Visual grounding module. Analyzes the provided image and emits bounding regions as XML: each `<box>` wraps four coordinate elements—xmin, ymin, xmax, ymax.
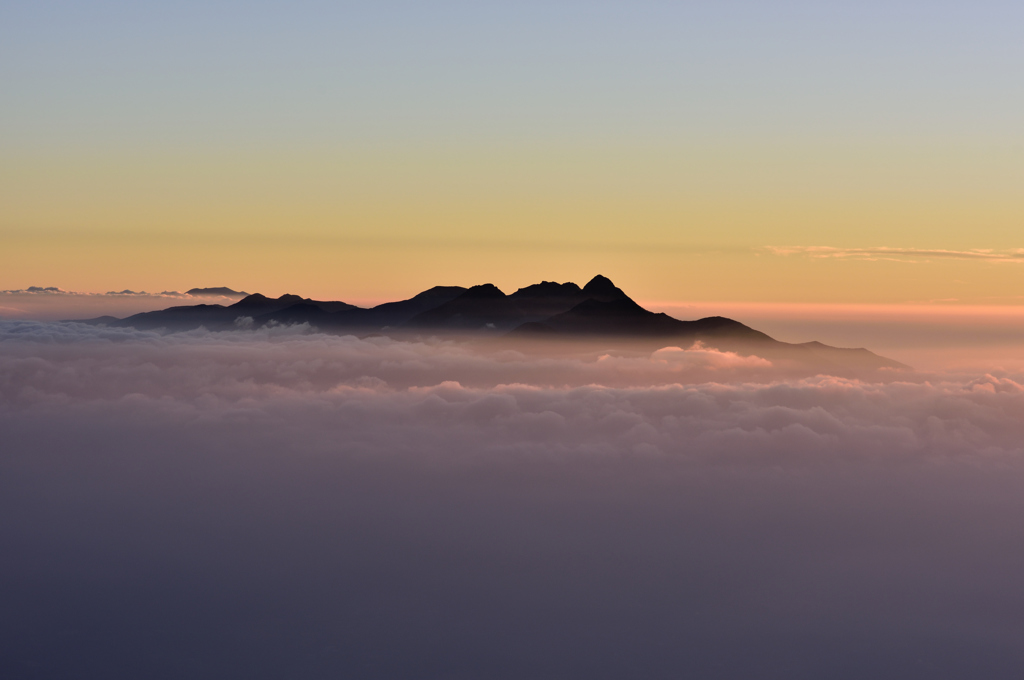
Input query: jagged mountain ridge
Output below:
<box><xmin>76</xmin><ymin>275</ymin><xmax>906</xmax><ymax>370</ymax></box>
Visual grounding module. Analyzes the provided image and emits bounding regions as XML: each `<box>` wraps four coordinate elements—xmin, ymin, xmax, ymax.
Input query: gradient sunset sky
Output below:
<box><xmin>3</xmin><ymin>1</ymin><xmax>1023</xmax><ymax>304</ymax></box>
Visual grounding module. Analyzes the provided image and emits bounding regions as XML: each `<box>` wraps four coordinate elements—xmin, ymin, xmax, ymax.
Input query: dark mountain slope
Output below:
<box><xmin>507</xmin><ymin>281</ymin><xmax>584</xmax><ymax>320</ymax></box>
<box><xmin>252</xmin><ymin>303</ymin><xmax>341</xmax><ymax>329</ymax></box>
<box><xmin>92</xmin><ymin>287</ymin><xmax>471</xmax><ymax>333</ymax></box>
<box><xmin>405</xmin><ymin>284</ymin><xmax>528</xmax><ymax>331</ymax></box>
<box><xmin>253</xmin><ymin>286</ymin><xmax>469</xmax><ymax>331</ymax></box>
<box><xmin>111</xmin><ymin>293</ymin><xmax>359</xmax><ymax>331</ymax></box>
<box><xmin>335</xmin><ymin>285</ymin><xmax>467</xmax><ymax>329</ymax></box>
<box><xmin>513</xmin><ymin>298</ymin><xmax>772</xmax><ymax>339</ymax></box>
<box><xmin>508</xmin><ymin>294</ymin><xmax>901</xmax><ymax>370</ymax></box>
<box><xmin>111</xmin><ymin>303</ymin><xmax>232</xmax><ymax>331</ymax></box>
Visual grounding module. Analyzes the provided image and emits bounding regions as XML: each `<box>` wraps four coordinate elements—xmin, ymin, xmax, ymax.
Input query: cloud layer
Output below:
<box><xmin>3</xmin><ymin>321</ymin><xmax>1023</xmax><ymax>457</ymax></box>
<box><xmin>3</xmin><ymin>322</ymin><xmax>1024</xmax><ymax>678</ymax></box>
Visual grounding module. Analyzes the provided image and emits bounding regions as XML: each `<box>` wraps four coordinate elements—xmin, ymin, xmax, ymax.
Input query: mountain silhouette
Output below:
<box><xmin>404</xmin><ymin>276</ymin><xmax>637</xmax><ymax>331</ymax></box>
<box><xmin>405</xmin><ymin>284</ymin><xmax>525</xmax><ymax>331</ymax></box>
<box><xmin>185</xmin><ymin>287</ymin><xmax>248</xmax><ymax>297</ymax></box>
<box><xmin>580</xmin><ymin>274</ymin><xmax>628</xmax><ymax>300</ymax></box>
<box><xmin>328</xmin><ymin>286</ymin><xmax>467</xmax><ymax>329</ymax></box>
<box><xmin>77</xmin><ymin>275</ymin><xmax>906</xmax><ymax>371</ymax></box>
<box><xmin>514</xmin><ymin>297</ymin><xmax>772</xmax><ymax>340</ymax></box>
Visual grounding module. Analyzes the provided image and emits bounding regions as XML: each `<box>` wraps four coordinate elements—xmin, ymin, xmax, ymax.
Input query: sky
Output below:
<box><xmin>3</xmin><ymin>1</ymin><xmax>1024</xmax><ymax>303</ymax></box>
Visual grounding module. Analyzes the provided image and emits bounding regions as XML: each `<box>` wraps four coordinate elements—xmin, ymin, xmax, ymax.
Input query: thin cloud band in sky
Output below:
<box><xmin>767</xmin><ymin>246</ymin><xmax>1024</xmax><ymax>263</ymax></box>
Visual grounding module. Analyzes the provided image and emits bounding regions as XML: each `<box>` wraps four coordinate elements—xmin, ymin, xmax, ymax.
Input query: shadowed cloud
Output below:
<box><xmin>2</xmin><ymin>321</ymin><xmax>1024</xmax><ymax>679</ymax></box>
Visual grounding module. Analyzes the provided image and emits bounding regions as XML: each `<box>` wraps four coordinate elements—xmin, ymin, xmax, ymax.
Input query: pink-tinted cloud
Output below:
<box><xmin>2</xmin><ymin>321</ymin><xmax>1022</xmax><ymax>458</ymax></box>
<box><xmin>3</xmin><ymin>321</ymin><xmax>1024</xmax><ymax>676</ymax></box>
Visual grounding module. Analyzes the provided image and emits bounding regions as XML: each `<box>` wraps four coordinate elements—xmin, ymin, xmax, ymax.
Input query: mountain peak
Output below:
<box><xmin>412</xmin><ymin>285</ymin><xmax>468</xmax><ymax>300</ymax></box>
<box><xmin>459</xmin><ymin>283</ymin><xmax>506</xmax><ymax>299</ymax></box>
<box><xmin>582</xmin><ymin>275</ymin><xmax>627</xmax><ymax>300</ymax></box>
<box><xmin>511</xmin><ymin>281</ymin><xmax>582</xmax><ymax>298</ymax></box>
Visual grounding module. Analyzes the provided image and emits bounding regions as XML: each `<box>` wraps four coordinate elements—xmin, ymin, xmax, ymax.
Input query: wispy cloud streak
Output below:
<box><xmin>767</xmin><ymin>246</ymin><xmax>1024</xmax><ymax>263</ymax></box>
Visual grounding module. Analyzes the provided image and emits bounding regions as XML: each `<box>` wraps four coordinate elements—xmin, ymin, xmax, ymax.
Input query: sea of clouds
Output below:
<box><xmin>3</xmin><ymin>321</ymin><xmax>1024</xmax><ymax>679</ymax></box>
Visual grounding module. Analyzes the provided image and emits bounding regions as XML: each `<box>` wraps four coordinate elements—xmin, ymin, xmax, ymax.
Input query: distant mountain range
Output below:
<box><xmin>185</xmin><ymin>287</ymin><xmax>248</xmax><ymax>297</ymax></box>
<box><xmin>78</xmin><ymin>275</ymin><xmax>905</xmax><ymax>371</ymax></box>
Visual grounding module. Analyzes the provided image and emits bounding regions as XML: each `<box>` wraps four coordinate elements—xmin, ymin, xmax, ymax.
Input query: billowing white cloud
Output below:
<box><xmin>2</xmin><ymin>321</ymin><xmax>1022</xmax><ymax>458</ymax></box>
<box><xmin>3</xmin><ymin>321</ymin><xmax>1024</xmax><ymax>676</ymax></box>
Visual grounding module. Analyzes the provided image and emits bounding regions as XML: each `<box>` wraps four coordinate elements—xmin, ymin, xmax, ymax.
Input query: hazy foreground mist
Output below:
<box><xmin>2</xmin><ymin>321</ymin><xmax>1024</xmax><ymax>678</ymax></box>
